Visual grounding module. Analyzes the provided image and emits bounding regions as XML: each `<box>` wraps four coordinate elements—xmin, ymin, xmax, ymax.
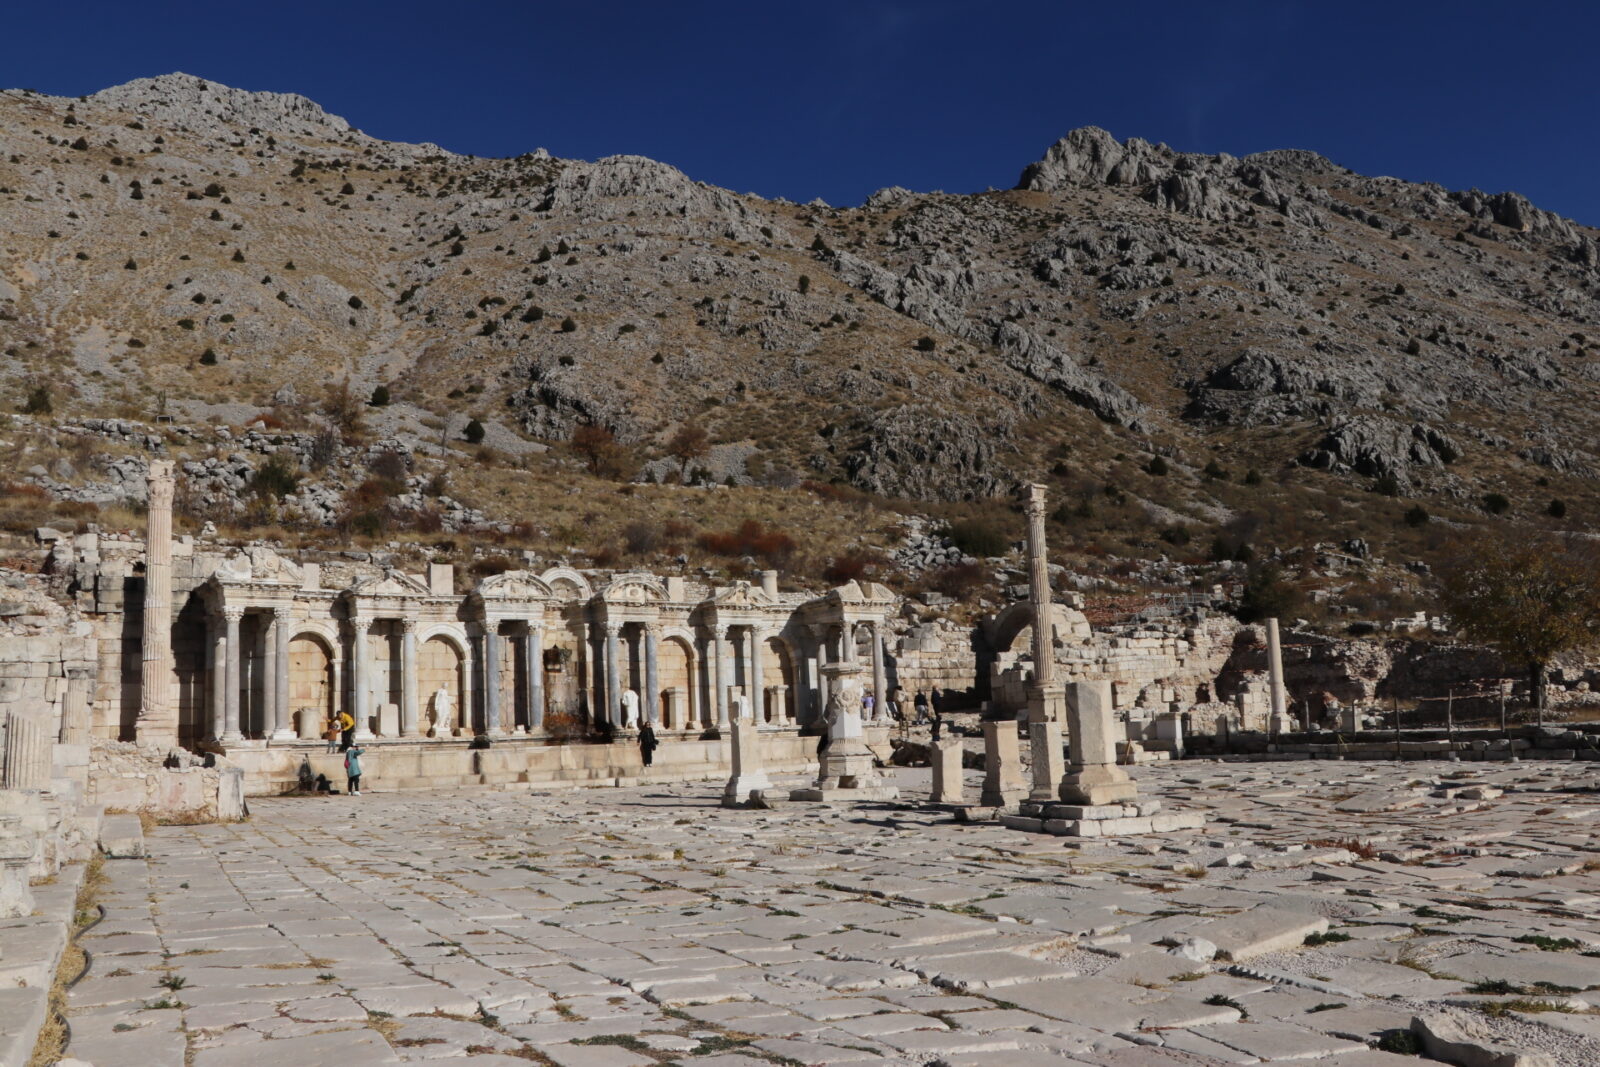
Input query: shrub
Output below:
<box><xmin>622</xmin><ymin>521</ymin><xmax>660</xmax><ymax>556</ymax></box>
<box><xmin>914</xmin><ymin>336</ymin><xmax>936</xmax><ymax>352</ymax></box>
<box><xmin>1373</xmin><ymin>473</ymin><xmax>1401</xmax><ymax>497</ymax></box>
<box><xmin>927</xmin><ymin>562</ymin><xmax>986</xmax><ymax>600</ymax></box>
<box><xmin>698</xmin><ymin>520</ymin><xmax>796</xmax><ymax>569</ymax></box>
<box><xmin>1243</xmin><ymin>468</ymin><xmax>1263</xmax><ymax>486</ymax></box>
<box><xmin>944</xmin><ymin>517</ymin><xmax>1009</xmax><ymax>558</ymax></box>
<box><xmin>1203</xmin><ymin>459</ymin><xmax>1229</xmax><ymax>480</ymax></box>
<box><xmin>347</xmin><ymin>295</ymin><xmax>364</xmax><ymax>310</ymax></box>
<box><xmin>1235</xmin><ymin>564</ymin><xmax>1301</xmax><ymax>624</ymax></box>
<box><xmin>19</xmin><ymin>384</ymin><xmax>51</xmax><ymax>415</ymax></box>
<box><xmin>797</xmin><ymin>275</ymin><xmax>811</xmax><ymax>294</ymax></box>
<box><xmin>521</xmin><ymin>305</ymin><xmax>544</xmax><ymax>323</ymax></box>
<box><xmin>367</xmin><ymin>449</ymin><xmax>409</xmax><ymax>483</ymax></box>
<box><xmin>1404</xmin><ymin>505</ymin><xmax>1430</xmax><ymax>527</ymax></box>
<box><xmin>368</xmin><ymin>385</ymin><xmax>390</xmax><ymax>407</ymax></box>
<box><xmin>560</xmin><ymin>317</ymin><xmax>577</xmax><ymax>333</ymax></box>
<box><xmin>463</xmin><ymin>418</ymin><xmax>486</xmax><ymax>445</ymax></box>
<box><xmin>1146</xmin><ymin>456</ymin><xmax>1169</xmax><ymax>476</ymax></box>
<box><xmin>249</xmin><ymin>453</ymin><xmax>299</xmax><ymax>500</ymax></box>
<box><xmin>822</xmin><ymin>551</ymin><xmax>884</xmax><ymax>585</ymax></box>
<box><xmin>1549</xmin><ymin>498</ymin><xmax>1568</xmax><ymax>518</ymax></box>
<box><xmin>1159</xmin><ymin>526</ymin><xmax>1191</xmax><ymax>546</ymax></box>
<box><xmin>1483</xmin><ymin>492</ymin><xmax>1511</xmax><ymax>515</ymax></box>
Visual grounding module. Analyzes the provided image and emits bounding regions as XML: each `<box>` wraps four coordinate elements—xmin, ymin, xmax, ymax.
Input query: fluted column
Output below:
<box><xmin>808</xmin><ymin>623</ymin><xmax>829</xmax><ymax>726</ymax></box>
<box><xmin>869</xmin><ymin>621</ymin><xmax>887</xmax><ymax>723</ymax></box>
<box><xmin>526</xmin><ymin>623</ymin><xmax>545</xmax><ymax>733</ymax></box>
<box><xmin>222</xmin><ymin>607</ymin><xmax>244</xmax><ymax>743</ymax></box>
<box><xmin>643</xmin><ymin>624</ymin><xmax>660</xmax><ymax>725</ymax></box>
<box><xmin>350</xmin><ymin>617</ymin><xmax>373</xmax><ymax>740</ymax></box>
<box><xmin>209</xmin><ymin>617</ymin><xmax>226</xmax><ymax>741</ymax></box>
<box><xmin>400</xmin><ymin>618</ymin><xmax>419</xmax><ymax>737</ymax></box>
<box><xmin>484</xmin><ymin>624</ymin><xmax>503</xmax><ymax>735</ymax></box>
<box><xmin>713</xmin><ymin>625</ymin><xmax>731</xmax><ymax>726</ymax></box>
<box><xmin>271</xmin><ymin>608</ymin><xmax>293</xmax><ymax>739</ymax></box>
<box><xmin>603</xmin><ymin>622</ymin><xmax>621</xmax><ymax>727</ymax></box>
<box><xmin>459</xmin><ymin>645</ymin><xmax>474</xmax><ymax>736</ymax></box>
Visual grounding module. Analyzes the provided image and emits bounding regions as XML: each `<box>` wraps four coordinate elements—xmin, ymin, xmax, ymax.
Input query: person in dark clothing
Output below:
<box><xmin>930</xmin><ymin>707</ymin><xmax>943</xmax><ymax>743</ymax></box>
<box><xmin>913</xmin><ymin>690</ymin><xmax>930</xmax><ymax>725</ymax></box>
<box><xmin>638</xmin><ymin>722</ymin><xmax>659</xmax><ymax>767</ymax></box>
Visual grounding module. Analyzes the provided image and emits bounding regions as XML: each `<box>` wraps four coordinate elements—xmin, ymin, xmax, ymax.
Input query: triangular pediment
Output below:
<box><xmin>712</xmin><ymin>581</ymin><xmax>773</xmax><ymax>608</ymax></box>
<box><xmin>349</xmin><ymin>568</ymin><xmax>432</xmax><ymax>597</ymax></box>
<box><xmin>477</xmin><ymin>570</ymin><xmax>553</xmax><ymax>600</ymax></box>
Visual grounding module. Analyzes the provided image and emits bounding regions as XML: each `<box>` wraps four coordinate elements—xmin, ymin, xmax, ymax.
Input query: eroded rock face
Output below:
<box><xmin>838</xmin><ymin>406</ymin><xmax>1013</xmax><ymax>501</ymax></box>
<box><xmin>1298</xmin><ymin>417</ymin><xmax>1458</xmax><ymax>482</ymax></box>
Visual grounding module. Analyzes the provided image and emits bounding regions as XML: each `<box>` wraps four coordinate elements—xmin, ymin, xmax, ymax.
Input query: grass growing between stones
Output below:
<box><xmin>27</xmin><ymin>854</ymin><xmax>105</xmax><ymax>1067</ymax></box>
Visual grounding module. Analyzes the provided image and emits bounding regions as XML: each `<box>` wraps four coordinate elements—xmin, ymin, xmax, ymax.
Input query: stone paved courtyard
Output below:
<box><xmin>63</xmin><ymin>761</ymin><xmax>1600</xmax><ymax>1066</ymax></box>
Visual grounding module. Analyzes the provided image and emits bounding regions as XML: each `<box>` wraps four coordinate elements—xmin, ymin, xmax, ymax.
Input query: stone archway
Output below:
<box><xmin>763</xmin><ymin>636</ymin><xmax>796</xmax><ymax>723</ymax></box>
<box><xmin>417</xmin><ymin>635</ymin><xmax>466</xmax><ymax>737</ymax></box>
<box><xmin>288</xmin><ymin>633</ymin><xmax>335</xmax><ymax>739</ymax></box>
<box><xmin>658</xmin><ymin>635</ymin><xmax>696</xmax><ymax>731</ymax></box>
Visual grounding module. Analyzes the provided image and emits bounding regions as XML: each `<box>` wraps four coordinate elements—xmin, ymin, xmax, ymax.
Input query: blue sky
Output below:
<box><xmin>7</xmin><ymin>1</ymin><xmax>1598</xmax><ymax>224</ymax></box>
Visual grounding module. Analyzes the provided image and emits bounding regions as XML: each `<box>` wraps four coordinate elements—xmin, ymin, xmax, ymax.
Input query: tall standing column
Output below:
<box><xmin>749</xmin><ymin>628</ymin><xmax>765</xmax><ymax>723</ymax></box>
<box><xmin>484</xmin><ymin>624</ymin><xmax>504</xmax><ymax>735</ymax></box>
<box><xmin>1021</xmin><ymin>483</ymin><xmax>1066</xmax><ymax>803</ymax></box>
<box><xmin>209</xmin><ymin>618</ymin><xmax>227</xmax><ymax>742</ymax></box>
<box><xmin>713</xmin><ymin>625</ymin><xmax>731</xmax><ymax>726</ymax></box>
<box><xmin>526</xmin><ymin>623</ymin><xmax>545</xmax><ymax>733</ymax></box>
<box><xmin>138</xmin><ymin>458</ymin><xmax>177</xmax><ymax>746</ymax></box>
<box><xmin>643</xmin><ymin>625</ymin><xmax>660</xmax><ymax>726</ymax></box>
<box><xmin>808</xmin><ymin>624</ymin><xmax>830</xmax><ymax>726</ymax></box>
<box><xmin>603</xmin><ymin>622</ymin><xmax>621</xmax><ymax>728</ymax></box>
<box><xmin>261</xmin><ymin>610</ymin><xmax>278</xmax><ymax>739</ymax></box>
<box><xmin>350</xmin><ymin>617</ymin><xmax>373</xmax><ymax>740</ymax></box>
<box><xmin>222</xmin><ymin>607</ymin><xmax>244</xmax><ymax>743</ymax></box>
<box><xmin>400</xmin><ymin>618</ymin><xmax>419</xmax><ymax>737</ymax></box>
<box><xmin>271</xmin><ymin>607</ymin><xmax>293</xmax><ymax>740</ymax></box>
<box><xmin>459</xmin><ymin>646</ymin><xmax>474</xmax><ymax>737</ymax></box>
<box><xmin>869</xmin><ymin>622</ymin><xmax>887</xmax><ymax>723</ymax></box>
<box><xmin>1266</xmin><ymin>618</ymin><xmax>1290</xmax><ymax>732</ymax></box>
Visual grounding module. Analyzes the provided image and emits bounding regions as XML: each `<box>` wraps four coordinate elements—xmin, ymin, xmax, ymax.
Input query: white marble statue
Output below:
<box><xmin>430</xmin><ymin>687</ymin><xmax>453</xmax><ymax>737</ymax></box>
<box><xmin>731</xmin><ymin>693</ymin><xmax>752</xmax><ymax>722</ymax></box>
<box><xmin>620</xmin><ymin>689</ymin><xmax>640</xmax><ymax>728</ymax></box>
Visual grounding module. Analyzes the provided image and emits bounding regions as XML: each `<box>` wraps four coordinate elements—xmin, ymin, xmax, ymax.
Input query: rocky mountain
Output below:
<box><xmin>1</xmin><ymin>73</ymin><xmax>1597</xmax><ymax>586</ymax></box>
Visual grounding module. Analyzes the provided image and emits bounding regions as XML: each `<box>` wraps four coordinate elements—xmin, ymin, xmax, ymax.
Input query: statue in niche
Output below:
<box><xmin>620</xmin><ymin>689</ymin><xmax>640</xmax><ymax>728</ymax></box>
<box><xmin>429</xmin><ymin>687</ymin><xmax>453</xmax><ymax>738</ymax></box>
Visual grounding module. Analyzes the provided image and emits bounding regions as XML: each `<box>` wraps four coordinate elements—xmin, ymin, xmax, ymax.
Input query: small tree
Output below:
<box><xmin>463</xmin><ymin>418</ymin><xmax>486</xmax><ymax>445</ymax></box>
<box><xmin>560</xmin><ymin>316</ymin><xmax>577</xmax><ymax>333</ymax></box>
<box><xmin>369</xmin><ymin>385</ymin><xmax>390</xmax><ymax>407</ymax></box>
<box><xmin>1483</xmin><ymin>492</ymin><xmax>1511</xmax><ymax>515</ymax></box>
<box><xmin>1548</xmin><ymin>498</ymin><xmax>1568</xmax><ymax>519</ymax></box>
<box><xmin>20</xmin><ymin>384</ymin><xmax>52</xmax><ymax>415</ymax></box>
<box><xmin>1404</xmin><ymin>505</ymin><xmax>1430</xmax><ymax>527</ymax></box>
<box><xmin>1234</xmin><ymin>563</ymin><xmax>1300</xmax><ymax>624</ymax></box>
<box><xmin>572</xmin><ymin>423</ymin><xmax>630</xmax><ymax>478</ymax></box>
<box><xmin>1439</xmin><ymin>535</ymin><xmax>1600</xmax><ymax>718</ymax></box>
<box><xmin>666</xmin><ymin>422</ymin><xmax>710</xmax><ymax>479</ymax></box>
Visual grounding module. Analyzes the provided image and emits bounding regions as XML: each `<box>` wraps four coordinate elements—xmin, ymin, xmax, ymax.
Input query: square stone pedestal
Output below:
<box><xmin>1005</xmin><ymin>797</ymin><xmax>1206</xmax><ymax>837</ymax></box>
<box><xmin>789</xmin><ymin>736</ymin><xmax>898</xmax><ymax>803</ymax></box>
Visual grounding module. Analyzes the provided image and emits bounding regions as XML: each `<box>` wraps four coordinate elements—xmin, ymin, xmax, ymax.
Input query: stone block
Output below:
<box><xmin>99</xmin><ymin>814</ymin><xmax>146</xmax><ymax>859</ymax></box>
<box><xmin>1411</xmin><ymin>1012</ymin><xmax>1554</xmax><ymax>1067</ymax></box>
<box><xmin>1205</xmin><ymin>907</ymin><xmax>1328</xmax><ymax>961</ymax></box>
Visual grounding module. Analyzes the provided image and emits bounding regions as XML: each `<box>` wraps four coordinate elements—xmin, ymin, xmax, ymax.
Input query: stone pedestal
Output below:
<box><xmin>980</xmin><ymin>720</ymin><xmax>1026</xmax><ymax>808</ymax></box>
<box><xmin>0</xmin><ymin>832</ymin><xmax>34</xmax><ymax>919</ymax></box>
<box><xmin>722</xmin><ymin>718</ymin><xmax>773</xmax><ymax>807</ymax></box>
<box><xmin>1028</xmin><ymin>719</ymin><xmax>1064</xmax><ymax>803</ymax></box>
<box><xmin>1058</xmin><ymin>681</ymin><xmax>1137</xmax><ymax>807</ymax></box>
<box><xmin>296</xmin><ymin>707</ymin><xmax>322</xmax><ymax>740</ymax></box>
<box><xmin>930</xmin><ymin>738</ymin><xmax>965</xmax><ymax>805</ymax></box>
<box><xmin>378</xmin><ymin>702</ymin><xmax>400</xmax><ymax>738</ymax></box>
<box><xmin>789</xmin><ymin>735</ymin><xmax>898</xmax><ymax>802</ymax></box>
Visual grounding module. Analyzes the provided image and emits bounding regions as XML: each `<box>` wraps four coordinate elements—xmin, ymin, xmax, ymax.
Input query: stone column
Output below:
<box><xmin>485</xmin><ymin>624</ymin><xmax>504</xmax><ymax>736</ymax></box>
<box><xmin>713</xmin><ymin>625</ymin><xmax>731</xmax><ymax>726</ymax></box>
<box><xmin>459</xmin><ymin>645</ymin><xmax>474</xmax><ymax>737</ymax></box>
<box><xmin>749</xmin><ymin>628</ymin><xmax>765</xmax><ymax>724</ymax></box>
<box><xmin>209</xmin><ymin>618</ymin><xmax>227</xmax><ymax>741</ymax></box>
<box><xmin>1266</xmin><ymin>618</ymin><xmax>1291</xmax><ymax>732</ymax></box>
<box><xmin>526</xmin><ymin>623</ymin><xmax>545</xmax><ymax>733</ymax></box>
<box><xmin>61</xmin><ymin>672</ymin><xmax>91</xmax><ymax>746</ymax></box>
<box><xmin>1021</xmin><ymin>483</ymin><xmax>1067</xmax><ymax>802</ymax></box>
<box><xmin>643</xmin><ymin>625</ymin><xmax>660</xmax><ymax>725</ymax></box>
<box><xmin>602</xmin><ymin>622</ymin><xmax>621</xmax><ymax>729</ymax></box>
<box><xmin>869</xmin><ymin>622</ymin><xmax>887</xmax><ymax>723</ymax></box>
<box><xmin>400</xmin><ymin>618</ymin><xmax>419</xmax><ymax>737</ymax></box>
<box><xmin>1058</xmin><ymin>680</ymin><xmax>1137</xmax><ymax>806</ymax></box>
<box><xmin>261</xmin><ymin>610</ymin><xmax>278</xmax><ymax>739</ymax></box>
<box><xmin>271</xmin><ymin>607</ymin><xmax>293</xmax><ymax>740</ymax></box>
<box><xmin>222</xmin><ymin>607</ymin><xmax>244</xmax><ymax>743</ymax></box>
<box><xmin>137</xmin><ymin>458</ymin><xmax>177</xmax><ymax>745</ymax></box>
<box><xmin>349</xmin><ymin>617</ymin><xmax>373</xmax><ymax>741</ymax></box>
<box><xmin>2</xmin><ymin>711</ymin><xmax>49</xmax><ymax>789</ymax></box>
<box><xmin>808</xmin><ymin>624</ymin><xmax>829</xmax><ymax>725</ymax></box>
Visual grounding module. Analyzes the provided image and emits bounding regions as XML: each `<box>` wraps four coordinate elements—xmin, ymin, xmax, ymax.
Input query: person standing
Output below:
<box><xmin>861</xmin><ymin>691</ymin><xmax>875</xmax><ymax>722</ymax></box>
<box><xmin>324</xmin><ymin>715</ymin><xmax>340</xmax><ymax>754</ymax></box>
<box><xmin>344</xmin><ymin>744</ymin><xmax>365</xmax><ymax>796</ymax></box>
<box><xmin>337</xmin><ymin>709</ymin><xmax>355</xmax><ymax>752</ymax></box>
<box><xmin>914</xmin><ymin>690</ymin><xmax>930</xmax><ymax>725</ymax></box>
<box><xmin>638</xmin><ymin>721</ymin><xmax>659</xmax><ymax>768</ymax></box>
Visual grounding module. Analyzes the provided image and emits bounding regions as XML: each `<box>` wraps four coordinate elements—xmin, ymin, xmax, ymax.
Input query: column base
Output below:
<box><xmin>269</xmin><ymin>729</ymin><xmax>297</xmax><ymax>742</ymax></box>
<box><xmin>1058</xmin><ymin>764</ymin><xmax>1138</xmax><ymax>806</ymax></box>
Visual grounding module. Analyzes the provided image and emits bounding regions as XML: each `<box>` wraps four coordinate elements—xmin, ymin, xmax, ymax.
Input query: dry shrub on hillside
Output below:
<box><xmin>926</xmin><ymin>561</ymin><xmax>988</xmax><ymax>601</ymax></box>
<box><xmin>698</xmin><ymin>520</ymin><xmax>796</xmax><ymax>569</ymax></box>
<box><xmin>822</xmin><ymin>551</ymin><xmax>889</xmax><ymax>585</ymax></box>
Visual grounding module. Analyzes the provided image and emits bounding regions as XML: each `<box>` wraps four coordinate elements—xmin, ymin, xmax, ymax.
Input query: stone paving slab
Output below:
<box><xmin>51</xmin><ymin>761</ymin><xmax>1600</xmax><ymax>1065</ymax></box>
